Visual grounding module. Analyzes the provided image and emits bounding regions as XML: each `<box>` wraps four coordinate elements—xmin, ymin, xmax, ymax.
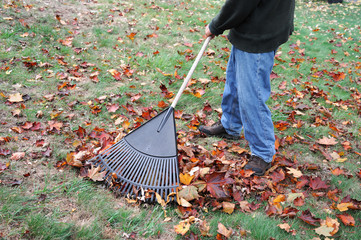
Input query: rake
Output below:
<box><xmin>90</xmin><ymin>37</ymin><xmax>211</xmax><ymax>201</ymax></box>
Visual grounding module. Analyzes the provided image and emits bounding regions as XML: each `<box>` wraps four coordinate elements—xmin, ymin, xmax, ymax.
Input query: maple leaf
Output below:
<box><xmin>286</xmin><ymin>167</ymin><xmax>303</xmax><ymax>178</ymax></box>
<box><xmin>336</xmin><ymin>213</ymin><xmax>355</xmax><ymax>226</ymax></box>
<box><xmin>317</xmin><ymin>136</ymin><xmax>338</xmax><ymax>146</ymax></box>
<box><xmin>298</xmin><ymin>210</ymin><xmax>321</xmax><ymax>226</ymax></box>
<box><xmin>205</xmin><ymin>172</ymin><xmax>234</xmax><ymax>199</ymax></box>
<box><xmin>87</xmin><ymin>165</ymin><xmax>106</xmax><ymax>182</ymax></box>
<box><xmin>199</xmin><ymin>220</ymin><xmax>211</xmax><ymax>237</ymax></box>
<box><xmin>8</xmin><ymin>93</ymin><xmax>23</xmax><ymax>103</ymax></box>
<box><xmin>309</xmin><ymin>177</ymin><xmax>329</xmax><ymax>190</ymax></box>
<box><xmin>48</xmin><ymin>120</ymin><xmax>63</xmax><ymax>132</ymax></box>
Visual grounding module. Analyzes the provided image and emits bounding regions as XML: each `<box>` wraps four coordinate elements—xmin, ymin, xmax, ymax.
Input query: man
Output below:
<box><xmin>199</xmin><ymin>0</ymin><xmax>295</xmax><ymax>176</ymax></box>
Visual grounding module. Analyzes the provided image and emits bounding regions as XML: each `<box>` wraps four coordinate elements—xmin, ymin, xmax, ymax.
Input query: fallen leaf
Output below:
<box><xmin>205</xmin><ymin>172</ymin><xmax>234</xmax><ymax>199</ymax></box>
<box><xmin>317</xmin><ymin>136</ymin><xmax>338</xmax><ymax>146</ymax></box>
<box><xmin>222</xmin><ymin>202</ymin><xmax>235</xmax><ymax>214</ymax></box>
<box><xmin>298</xmin><ymin>210</ymin><xmax>321</xmax><ymax>226</ymax></box>
<box><xmin>179</xmin><ymin>173</ymin><xmax>194</xmax><ymax>185</ymax></box>
<box><xmin>217</xmin><ymin>222</ymin><xmax>232</xmax><ymax>238</ymax></box>
<box><xmin>174</xmin><ymin>221</ymin><xmax>190</xmax><ymax>236</ymax></box>
<box><xmin>336</xmin><ymin>213</ymin><xmax>355</xmax><ymax>226</ymax></box>
<box><xmin>286</xmin><ymin>167</ymin><xmax>303</xmax><ymax>178</ymax></box>
<box><xmin>315</xmin><ymin>225</ymin><xmax>333</xmax><ymax>237</ymax></box>
<box><xmin>178</xmin><ymin>186</ymin><xmax>199</xmax><ymax>201</ymax></box>
<box><xmin>309</xmin><ymin>177</ymin><xmax>329</xmax><ymax>190</ymax></box>
<box><xmin>8</xmin><ymin>93</ymin><xmax>23</xmax><ymax>103</ymax></box>
<box><xmin>87</xmin><ymin>165</ymin><xmax>106</xmax><ymax>182</ymax></box>
<box><xmin>10</xmin><ymin>152</ymin><xmax>25</xmax><ymax>161</ymax></box>
<box><xmin>337</xmin><ymin>202</ymin><xmax>354</xmax><ymax>212</ymax></box>
<box><xmin>278</xmin><ymin>223</ymin><xmax>291</xmax><ymax>232</ymax></box>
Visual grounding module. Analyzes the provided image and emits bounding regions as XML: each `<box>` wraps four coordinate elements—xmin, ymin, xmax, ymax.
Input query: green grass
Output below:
<box><xmin>1</xmin><ymin>0</ymin><xmax>360</xmax><ymax>239</ymax></box>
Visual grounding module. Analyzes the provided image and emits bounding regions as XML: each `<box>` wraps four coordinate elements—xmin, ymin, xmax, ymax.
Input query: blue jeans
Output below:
<box><xmin>221</xmin><ymin>47</ymin><xmax>276</xmax><ymax>163</ymax></box>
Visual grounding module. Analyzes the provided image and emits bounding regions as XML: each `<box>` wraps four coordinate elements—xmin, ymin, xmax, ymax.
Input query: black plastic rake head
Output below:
<box><xmin>90</xmin><ymin>108</ymin><xmax>179</xmax><ymax>202</ymax></box>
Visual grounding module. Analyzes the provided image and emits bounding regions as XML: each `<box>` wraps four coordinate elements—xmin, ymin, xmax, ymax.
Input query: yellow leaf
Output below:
<box><xmin>179</xmin><ymin>198</ymin><xmax>192</xmax><ymax>207</ymax></box>
<box><xmin>337</xmin><ymin>202</ymin><xmax>354</xmax><ymax>212</ymax></box>
<box><xmin>335</xmin><ymin>158</ymin><xmax>347</xmax><ymax>163</ymax></box>
<box><xmin>179</xmin><ymin>172</ymin><xmax>194</xmax><ymax>185</ymax></box>
<box><xmin>174</xmin><ymin>221</ymin><xmax>190</xmax><ymax>236</ymax></box>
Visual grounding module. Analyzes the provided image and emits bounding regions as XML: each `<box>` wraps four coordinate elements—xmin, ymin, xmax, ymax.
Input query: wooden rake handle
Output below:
<box><xmin>171</xmin><ymin>36</ymin><xmax>212</xmax><ymax>108</ymax></box>
<box><xmin>157</xmin><ymin>36</ymin><xmax>212</xmax><ymax>132</ymax></box>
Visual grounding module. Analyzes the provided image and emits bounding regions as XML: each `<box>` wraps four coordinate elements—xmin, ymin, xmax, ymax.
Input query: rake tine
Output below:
<box><xmin>121</xmin><ymin>153</ymin><xmax>147</xmax><ymax>196</ymax></box>
<box><xmin>125</xmin><ymin>155</ymin><xmax>149</xmax><ymax>196</ymax></box>
<box><xmin>151</xmin><ymin>157</ymin><xmax>162</xmax><ymax>201</ymax></box>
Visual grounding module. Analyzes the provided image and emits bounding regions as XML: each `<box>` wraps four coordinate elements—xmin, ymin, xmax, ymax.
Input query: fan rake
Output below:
<box><xmin>89</xmin><ymin>37</ymin><xmax>211</xmax><ymax>201</ymax></box>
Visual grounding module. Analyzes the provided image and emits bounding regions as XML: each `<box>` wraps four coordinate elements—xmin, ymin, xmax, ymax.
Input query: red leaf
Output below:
<box><xmin>205</xmin><ymin>172</ymin><xmax>234</xmax><ymax>199</ymax></box>
<box><xmin>309</xmin><ymin>177</ymin><xmax>329</xmax><ymax>190</ymax></box>
<box><xmin>270</xmin><ymin>169</ymin><xmax>285</xmax><ymax>183</ymax></box>
<box><xmin>0</xmin><ymin>149</ymin><xmax>12</xmax><ymax>156</ymax></box>
<box><xmin>336</xmin><ymin>213</ymin><xmax>355</xmax><ymax>226</ymax></box>
<box><xmin>298</xmin><ymin>210</ymin><xmax>321</xmax><ymax>226</ymax></box>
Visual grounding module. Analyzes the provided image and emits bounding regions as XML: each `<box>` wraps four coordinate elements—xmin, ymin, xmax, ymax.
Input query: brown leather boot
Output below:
<box><xmin>198</xmin><ymin>121</ymin><xmax>239</xmax><ymax>140</ymax></box>
<box><xmin>244</xmin><ymin>155</ymin><xmax>271</xmax><ymax>176</ymax></box>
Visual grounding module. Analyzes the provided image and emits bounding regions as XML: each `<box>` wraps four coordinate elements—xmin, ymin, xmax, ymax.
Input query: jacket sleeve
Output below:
<box><xmin>209</xmin><ymin>0</ymin><xmax>261</xmax><ymax>36</ymax></box>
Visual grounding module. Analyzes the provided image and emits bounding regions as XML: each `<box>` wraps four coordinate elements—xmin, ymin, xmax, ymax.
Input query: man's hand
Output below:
<box><xmin>205</xmin><ymin>25</ymin><xmax>215</xmax><ymax>38</ymax></box>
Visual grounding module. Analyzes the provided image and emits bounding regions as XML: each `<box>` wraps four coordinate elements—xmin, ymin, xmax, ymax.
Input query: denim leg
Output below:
<box><xmin>221</xmin><ymin>47</ymin><xmax>243</xmax><ymax>136</ymax></box>
<box><xmin>224</xmin><ymin>47</ymin><xmax>276</xmax><ymax>163</ymax></box>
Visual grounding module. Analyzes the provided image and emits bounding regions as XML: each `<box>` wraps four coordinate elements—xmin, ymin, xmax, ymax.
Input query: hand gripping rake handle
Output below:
<box><xmin>157</xmin><ymin>36</ymin><xmax>211</xmax><ymax>132</ymax></box>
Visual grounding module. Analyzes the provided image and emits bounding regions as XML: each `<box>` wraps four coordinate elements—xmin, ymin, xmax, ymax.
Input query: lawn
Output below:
<box><xmin>1</xmin><ymin>0</ymin><xmax>360</xmax><ymax>239</ymax></box>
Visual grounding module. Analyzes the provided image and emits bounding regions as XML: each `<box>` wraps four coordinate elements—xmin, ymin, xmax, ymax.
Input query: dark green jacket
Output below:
<box><xmin>209</xmin><ymin>0</ymin><xmax>295</xmax><ymax>53</ymax></box>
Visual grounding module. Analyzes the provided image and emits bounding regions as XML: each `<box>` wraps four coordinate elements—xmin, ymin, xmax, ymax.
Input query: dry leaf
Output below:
<box><xmin>337</xmin><ymin>202</ymin><xmax>354</xmax><ymax>212</ymax></box>
<box><xmin>179</xmin><ymin>172</ymin><xmax>194</xmax><ymax>185</ymax></box>
<box><xmin>217</xmin><ymin>222</ymin><xmax>232</xmax><ymax>238</ymax></box>
<box><xmin>174</xmin><ymin>221</ymin><xmax>190</xmax><ymax>236</ymax></box>
<box><xmin>10</xmin><ymin>152</ymin><xmax>25</xmax><ymax>161</ymax></box>
<box><xmin>286</xmin><ymin>167</ymin><xmax>303</xmax><ymax>178</ymax></box>
<box><xmin>278</xmin><ymin>223</ymin><xmax>291</xmax><ymax>232</ymax></box>
<box><xmin>8</xmin><ymin>93</ymin><xmax>23</xmax><ymax>103</ymax></box>
<box><xmin>87</xmin><ymin>165</ymin><xmax>106</xmax><ymax>181</ymax></box>
<box><xmin>222</xmin><ymin>202</ymin><xmax>235</xmax><ymax>214</ymax></box>
<box><xmin>317</xmin><ymin>137</ymin><xmax>338</xmax><ymax>146</ymax></box>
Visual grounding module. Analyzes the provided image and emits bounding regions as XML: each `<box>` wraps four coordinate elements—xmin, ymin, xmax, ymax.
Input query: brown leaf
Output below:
<box><xmin>298</xmin><ymin>210</ymin><xmax>321</xmax><ymax>226</ymax></box>
<box><xmin>205</xmin><ymin>172</ymin><xmax>234</xmax><ymax>199</ymax></box>
<box><xmin>217</xmin><ymin>222</ymin><xmax>232</xmax><ymax>238</ymax></box>
<box><xmin>222</xmin><ymin>202</ymin><xmax>235</xmax><ymax>214</ymax></box>
<box><xmin>317</xmin><ymin>136</ymin><xmax>338</xmax><ymax>146</ymax></box>
<box><xmin>87</xmin><ymin>165</ymin><xmax>106</xmax><ymax>182</ymax></box>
